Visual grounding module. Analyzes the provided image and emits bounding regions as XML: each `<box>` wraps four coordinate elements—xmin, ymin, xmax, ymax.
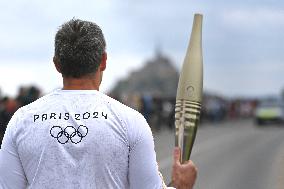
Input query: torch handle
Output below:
<box><xmin>175</xmin><ymin>100</ymin><xmax>201</xmax><ymax>162</ymax></box>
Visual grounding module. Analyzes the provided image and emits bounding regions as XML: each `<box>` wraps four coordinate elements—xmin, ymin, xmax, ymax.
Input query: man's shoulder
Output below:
<box><xmin>99</xmin><ymin>94</ymin><xmax>148</xmax><ymax>127</ymax></box>
<box><xmin>101</xmin><ymin>94</ymin><xmax>140</xmax><ymax>117</ymax></box>
<box><xmin>15</xmin><ymin>92</ymin><xmax>58</xmax><ymax>120</ymax></box>
<box><xmin>21</xmin><ymin>93</ymin><xmax>55</xmax><ymax>110</ymax></box>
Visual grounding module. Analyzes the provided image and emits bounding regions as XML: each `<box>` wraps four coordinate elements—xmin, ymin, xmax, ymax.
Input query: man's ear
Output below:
<box><xmin>99</xmin><ymin>52</ymin><xmax>107</xmax><ymax>71</ymax></box>
<box><xmin>53</xmin><ymin>56</ymin><xmax>62</xmax><ymax>73</ymax></box>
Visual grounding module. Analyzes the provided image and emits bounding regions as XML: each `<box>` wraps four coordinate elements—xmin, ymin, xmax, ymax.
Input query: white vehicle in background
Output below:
<box><xmin>254</xmin><ymin>98</ymin><xmax>284</xmax><ymax>125</ymax></box>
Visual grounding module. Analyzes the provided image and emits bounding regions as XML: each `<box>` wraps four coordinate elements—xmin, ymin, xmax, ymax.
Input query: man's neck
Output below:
<box><xmin>62</xmin><ymin>74</ymin><xmax>101</xmax><ymax>91</ymax></box>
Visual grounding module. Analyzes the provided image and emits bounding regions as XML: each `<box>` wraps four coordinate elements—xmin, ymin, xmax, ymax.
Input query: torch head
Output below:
<box><xmin>176</xmin><ymin>14</ymin><xmax>203</xmax><ymax>104</ymax></box>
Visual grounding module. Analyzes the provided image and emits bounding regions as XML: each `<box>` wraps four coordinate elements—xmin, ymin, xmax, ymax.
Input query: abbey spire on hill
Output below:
<box><xmin>110</xmin><ymin>50</ymin><xmax>179</xmax><ymax>98</ymax></box>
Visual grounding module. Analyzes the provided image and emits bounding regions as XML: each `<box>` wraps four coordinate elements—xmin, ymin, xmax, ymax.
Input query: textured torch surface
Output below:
<box><xmin>175</xmin><ymin>14</ymin><xmax>203</xmax><ymax>163</ymax></box>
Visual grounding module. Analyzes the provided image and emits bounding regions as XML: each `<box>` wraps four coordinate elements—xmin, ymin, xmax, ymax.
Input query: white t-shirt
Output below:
<box><xmin>0</xmin><ymin>89</ymin><xmax>170</xmax><ymax>189</ymax></box>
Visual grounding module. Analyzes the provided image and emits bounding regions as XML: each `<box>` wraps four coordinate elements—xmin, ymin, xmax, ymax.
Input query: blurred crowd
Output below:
<box><xmin>202</xmin><ymin>95</ymin><xmax>257</xmax><ymax>122</ymax></box>
<box><xmin>113</xmin><ymin>93</ymin><xmax>176</xmax><ymax>131</ymax></box>
<box><xmin>0</xmin><ymin>86</ymin><xmax>258</xmax><ymax>145</ymax></box>
<box><xmin>111</xmin><ymin>93</ymin><xmax>258</xmax><ymax>131</ymax></box>
<box><xmin>0</xmin><ymin>86</ymin><xmax>41</xmax><ymax>145</ymax></box>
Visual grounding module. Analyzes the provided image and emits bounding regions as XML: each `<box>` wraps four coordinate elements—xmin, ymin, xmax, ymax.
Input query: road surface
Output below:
<box><xmin>154</xmin><ymin>119</ymin><xmax>284</xmax><ymax>189</ymax></box>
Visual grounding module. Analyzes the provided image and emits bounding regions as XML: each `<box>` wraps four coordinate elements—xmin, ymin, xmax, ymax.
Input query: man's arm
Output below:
<box><xmin>128</xmin><ymin>114</ymin><xmax>163</xmax><ymax>189</ymax></box>
<box><xmin>0</xmin><ymin>111</ymin><xmax>27</xmax><ymax>189</ymax></box>
<box><xmin>127</xmin><ymin>113</ymin><xmax>197</xmax><ymax>189</ymax></box>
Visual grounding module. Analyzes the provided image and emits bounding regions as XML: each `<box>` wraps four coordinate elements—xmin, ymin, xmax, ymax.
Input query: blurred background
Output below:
<box><xmin>1</xmin><ymin>0</ymin><xmax>284</xmax><ymax>188</ymax></box>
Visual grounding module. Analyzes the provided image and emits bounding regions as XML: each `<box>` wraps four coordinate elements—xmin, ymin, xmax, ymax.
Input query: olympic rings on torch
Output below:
<box><xmin>50</xmin><ymin>125</ymin><xmax>88</xmax><ymax>144</ymax></box>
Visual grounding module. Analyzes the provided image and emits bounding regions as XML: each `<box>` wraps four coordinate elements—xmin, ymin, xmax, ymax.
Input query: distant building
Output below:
<box><xmin>110</xmin><ymin>50</ymin><xmax>179</xmax><ymax>98</ymax></box>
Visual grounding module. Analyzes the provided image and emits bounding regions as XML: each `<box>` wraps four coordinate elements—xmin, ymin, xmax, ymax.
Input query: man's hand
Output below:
<box><xmin>171</xmin><ymin>147</ymin><xmax>197</xmax><ymax>189</ymax></box>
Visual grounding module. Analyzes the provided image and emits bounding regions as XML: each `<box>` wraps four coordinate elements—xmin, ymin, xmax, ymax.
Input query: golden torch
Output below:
<box><xmin>175</xmin><ymin>14</ymin><xmax>203</xmax><ymax>162</ymax></box>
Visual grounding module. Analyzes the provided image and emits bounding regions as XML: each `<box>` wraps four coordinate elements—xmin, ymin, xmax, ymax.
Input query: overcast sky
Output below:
<box><xmin>0</xmin><ymin>0</ymin><xmax>284</xmax><ymax>98</ymax></box>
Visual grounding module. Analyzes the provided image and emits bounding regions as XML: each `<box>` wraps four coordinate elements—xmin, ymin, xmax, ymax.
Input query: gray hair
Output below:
<box><xmin>54</xmin><ymin>19</ymin><xmax>106</xmax><ymax>78</ymax></box>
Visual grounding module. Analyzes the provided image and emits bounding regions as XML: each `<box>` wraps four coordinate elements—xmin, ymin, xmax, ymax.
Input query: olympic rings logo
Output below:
<box><xmin>50</xmin><ymin>125</ymin><xmax>88</xmax><ymax>144</ymax></box>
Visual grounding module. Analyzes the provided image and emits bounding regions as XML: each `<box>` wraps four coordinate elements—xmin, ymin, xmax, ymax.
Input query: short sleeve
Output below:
<box><xmin>127</xmin><ymin>112</ymin><xmax>163</xmax><ymax>189</ymax></box>
<box><xmin>0</xmin><ymin>110</ymin><xmax>27</xmax><ymax>189</ymax></box>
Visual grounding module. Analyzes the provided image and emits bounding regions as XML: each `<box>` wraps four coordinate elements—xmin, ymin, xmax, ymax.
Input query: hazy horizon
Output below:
<box><xmin>1</xmin><ymin>0</ymin><xmax>284</xmax><ymax>98</ymax></box>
